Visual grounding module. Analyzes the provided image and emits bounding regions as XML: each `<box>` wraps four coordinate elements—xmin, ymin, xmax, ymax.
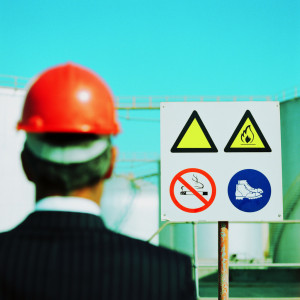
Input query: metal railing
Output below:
<box><xmin>0</xmin><ymin>75</ymin><xmax>30</xmax><ymax>89</ymax></box>
<box><xmin>0</xmin><ymin>74</ymin><xmax>299</xmax><ymax>108</ymax></box>
<box><xmin>115</xmin><ymin>95</ymin><xmax>274</xmax><ymax>109</ymax></box>
<box><xmin>148</xmin><ymin>220</ymin><xmax>300</xmax><ymax>269</ymax></box>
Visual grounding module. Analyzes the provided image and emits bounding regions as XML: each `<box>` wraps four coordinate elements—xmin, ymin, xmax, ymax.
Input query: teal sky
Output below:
<box><xmin>1</xmin><ymin>0</ymin><xmax>299</xmax><ymax>167</ymax></box>
<box><xmin>1</xmin><ymin>0</ymin><xmax>299</xmax><ymax>96</ymax></box>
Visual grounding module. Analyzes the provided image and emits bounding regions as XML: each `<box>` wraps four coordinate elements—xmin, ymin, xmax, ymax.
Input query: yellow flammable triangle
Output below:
<box><xmin>171</xmin><ymin>111</ymin><xmax>218</xmax><ymax>152</ymax></box>
<box><xmin>231</xmin><ymin>118</ymin><xmax>265</xmax><ymax>148</ymax></box>
<box><xmin>224</xmin><ymin>110</ymin><xmax>271</xmax><ymax>152</ymax></box>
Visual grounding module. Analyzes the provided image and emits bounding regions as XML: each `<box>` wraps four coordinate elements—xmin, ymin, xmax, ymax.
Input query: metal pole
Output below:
<box><xmin>193</xmin><ymin>222</ymin><xmax>200</xmax><ymax>299</ymax></box>
<box><xmin>218</xmin><ymin>221</ymin><xmax>229</xmax><ymax>300</ymax></box>
<box><xmin>158</xmin><ymin>160</ymin><xmax>162</xmax><ymax>245</ymax></box>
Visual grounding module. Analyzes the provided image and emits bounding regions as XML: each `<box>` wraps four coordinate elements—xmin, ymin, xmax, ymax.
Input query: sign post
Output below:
<box><xmin>218</xmin><ymin>221</ymin><xmax>229</xmax><ymax>300</ymax></box>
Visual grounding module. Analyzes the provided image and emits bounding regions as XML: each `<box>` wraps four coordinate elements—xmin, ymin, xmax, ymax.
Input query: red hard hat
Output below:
<box><xmin>17</xmin><ymin>63</ymin><xmax>120</xmax><ymax>134</ymax></box>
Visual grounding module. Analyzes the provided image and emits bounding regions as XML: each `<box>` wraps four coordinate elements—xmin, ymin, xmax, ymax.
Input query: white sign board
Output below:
<box><xmin>160</xmin><ymin>102</ymin><xmax>283</xmax><ymax>222</ymax></box>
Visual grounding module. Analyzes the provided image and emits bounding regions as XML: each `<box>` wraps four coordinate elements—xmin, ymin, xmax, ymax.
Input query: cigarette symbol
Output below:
<box><xmin>180</xmin><ymin>174</ymin><xmax>208</xmax><ymax>196</ymax></box>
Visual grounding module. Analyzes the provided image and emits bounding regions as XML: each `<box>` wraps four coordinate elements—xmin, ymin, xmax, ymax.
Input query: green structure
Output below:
<box><xmin>272</xmin><ymin>97</ymin><xmax>300</xmax><ymax>262</ymax></box>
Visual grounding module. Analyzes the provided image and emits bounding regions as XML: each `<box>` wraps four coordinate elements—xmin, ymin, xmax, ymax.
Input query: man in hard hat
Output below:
<box><xmin>0</xmin><ymin>63</ymin><xmax>196</xmax><ymax>300</ymax></box>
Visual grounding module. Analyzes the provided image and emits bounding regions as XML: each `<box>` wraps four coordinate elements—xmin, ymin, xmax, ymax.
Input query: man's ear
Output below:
<box><xmin>103</xmin><ymin>146</ymin><xmax>117</xmax><ymax>179</ymax></box>
<box><xmin>21</xmin><ymin>150</ymin><xmax>34</xmax><ymax>182</ymax></box>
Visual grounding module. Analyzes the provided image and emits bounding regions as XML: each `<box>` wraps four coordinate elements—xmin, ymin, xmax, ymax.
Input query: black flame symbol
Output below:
<box><xmin>241</xmin><ymin>125</ymin><xmax>254</xmax><ymax>143</ymax></box>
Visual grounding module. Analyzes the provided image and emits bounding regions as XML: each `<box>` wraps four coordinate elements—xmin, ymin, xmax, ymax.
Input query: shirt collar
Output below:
<box><xmin>35</xmin><ymin>196</ymin><xmax>101</xmax><ymax>217</ymax></box>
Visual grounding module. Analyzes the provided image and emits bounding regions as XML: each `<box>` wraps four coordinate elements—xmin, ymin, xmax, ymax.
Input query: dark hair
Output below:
<box><xmin>22</xmin><ymin>133</ymin><xmax>112</xmax><ymax>195</ymax></box>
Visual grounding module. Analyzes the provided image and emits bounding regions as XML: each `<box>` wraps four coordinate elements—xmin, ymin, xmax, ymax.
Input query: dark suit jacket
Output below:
<box><xmin>0</xmin><ymin>211</ymin><xmax>195</xmax><ymax>300</ymax></box>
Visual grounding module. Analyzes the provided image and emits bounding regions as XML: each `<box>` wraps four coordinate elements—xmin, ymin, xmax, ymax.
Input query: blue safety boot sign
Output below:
<box><xmin>228</xmin><ymin>169</ymin><xmax>271</xmax><ymax>213</ymax></box>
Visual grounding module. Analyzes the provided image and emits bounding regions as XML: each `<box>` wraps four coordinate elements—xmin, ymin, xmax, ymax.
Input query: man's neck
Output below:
<box><xmin>35</xmin><ymin>180</ymin><xmax>104</xmax><ymax>207</ymax></box>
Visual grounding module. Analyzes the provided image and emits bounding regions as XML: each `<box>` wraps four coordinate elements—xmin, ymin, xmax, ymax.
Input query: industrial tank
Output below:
<box><xmin>271</xmin><ymin>97</ymin><xmax>300</xmax><ymax>263</ymax></box>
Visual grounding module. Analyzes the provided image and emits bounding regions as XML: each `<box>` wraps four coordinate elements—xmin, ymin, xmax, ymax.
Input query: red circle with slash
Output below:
<box><xmin>169</xmin><ymin>168</ymin><xmax>216</xmax><ymax>213</ymax></box>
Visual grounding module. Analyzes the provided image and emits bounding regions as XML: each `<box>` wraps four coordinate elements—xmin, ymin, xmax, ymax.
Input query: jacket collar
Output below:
<box><xmin>35</xmin><ymin>196</ymin><xmax>101</xmax><ymax>216</ymax></box>
<box><xmin>15</xmin><ymin>211</ymin><xmax>106</xmax><ymax>231</ymax></box>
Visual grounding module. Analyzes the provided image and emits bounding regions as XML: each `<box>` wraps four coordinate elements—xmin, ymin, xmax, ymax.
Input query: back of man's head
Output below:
<box><xmin>17</xmin><ymin>63</ymin><xmax>120</xmax><ymax>197</ymax></box>
<box><xmin>22</xmin><ymin>133</ymin><xmax>113</xmax><ymax>195</ymax></box>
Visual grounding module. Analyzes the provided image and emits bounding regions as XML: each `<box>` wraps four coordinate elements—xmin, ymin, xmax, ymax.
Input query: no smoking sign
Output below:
<box><xmin>170</xmin><ymin>168</ymin><xmax>216</xmax><ymax>213</ymax></box>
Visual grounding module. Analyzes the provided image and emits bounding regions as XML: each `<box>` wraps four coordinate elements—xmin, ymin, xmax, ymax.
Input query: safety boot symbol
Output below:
<box><xmin>237</xmin><ymin>180</ymin><xmax>263</xmax><ymax>194</ymax></box>
<box><xmin>235</xmin><ymin>180</ymin><xmax>263</xmax><ymax>200</ymax></box>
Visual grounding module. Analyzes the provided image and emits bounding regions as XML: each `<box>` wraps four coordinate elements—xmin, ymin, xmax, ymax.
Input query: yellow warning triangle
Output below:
<box><xmin>224</xmin><ymin>110</ymin><xmax>271</xmax><ymax>152</ymax></box>
<box><xmin>171</xmin><ymin>111</ymin><xmax>218</xmax><ymax>152</ymax></box>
